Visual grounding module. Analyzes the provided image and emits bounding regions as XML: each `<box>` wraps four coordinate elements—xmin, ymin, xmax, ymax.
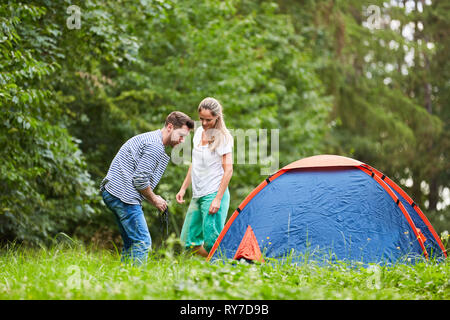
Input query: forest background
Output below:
<box><xmin>1</xmin><ymin>0</ymin><xmax>448</xmax><ymax>250</ymax></box>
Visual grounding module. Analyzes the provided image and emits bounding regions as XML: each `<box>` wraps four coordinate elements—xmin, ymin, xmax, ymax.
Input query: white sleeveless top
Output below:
<box><xmin>191</xmin><ymin>127</ymin><xmax>232</xmax><ymax>198</ymax></box>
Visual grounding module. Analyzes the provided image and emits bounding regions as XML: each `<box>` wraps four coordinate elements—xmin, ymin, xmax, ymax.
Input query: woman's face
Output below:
<box><xmin>199</xmin><ymin>108</ymin><xmax>218</xmax><ymax>130</ymax></box>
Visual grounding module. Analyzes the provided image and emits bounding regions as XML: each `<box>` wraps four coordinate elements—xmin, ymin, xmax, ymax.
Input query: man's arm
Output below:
<box><xmin>132</xmin><ymin>144</ymin><xmax>167</xmax><ymax>211</ymax></box>
<box><xmin>138</xmin><ymin>186</ymin><xmax>167</xmax><ymax>212</ymax></box>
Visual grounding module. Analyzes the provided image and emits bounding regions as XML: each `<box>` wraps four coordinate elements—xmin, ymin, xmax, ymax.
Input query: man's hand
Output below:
<box><xmin>137</xmin><ymin>186</ymin><xmax>167</xmax><ymax>212</ymax></box>
<box><xmin>150</xmin><ymin>194</ymin><xmax>167</xmax><ymax>212</ymax></box>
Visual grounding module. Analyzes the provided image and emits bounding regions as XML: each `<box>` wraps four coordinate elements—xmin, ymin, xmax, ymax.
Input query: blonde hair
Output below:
<box><xmin>198</xmin><ymin>97</ymin><xmax>233</xmax><ymax>152</ymax></box>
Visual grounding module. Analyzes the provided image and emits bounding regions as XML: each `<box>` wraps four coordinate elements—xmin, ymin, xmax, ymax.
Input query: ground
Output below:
<box><xmin>0</xmin><ymin>241</ymin><xmax>448</xmax><ymax>300</ymax></box>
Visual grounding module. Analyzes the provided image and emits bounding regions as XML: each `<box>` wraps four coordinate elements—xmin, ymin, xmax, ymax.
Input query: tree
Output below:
<box><xmin>277</xmin><ymin>0</ymin><xmax>448</xmax><ymax>233</ymax></box>
<box><xmin>61</xmin><ymin>0</ymin><xmax>331</xmax><ymax>244</ymax></box>
<box><xmin>0</xmin><ymin>2</ymin><xmax>97</xmax><ymax>244</ymax></box>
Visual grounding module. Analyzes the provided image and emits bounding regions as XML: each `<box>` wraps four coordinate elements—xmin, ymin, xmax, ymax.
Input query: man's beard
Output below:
<box><xmin>169</xmin><ymin>135</ymin><xmax>180</xmax><ymax>147</ymax></box>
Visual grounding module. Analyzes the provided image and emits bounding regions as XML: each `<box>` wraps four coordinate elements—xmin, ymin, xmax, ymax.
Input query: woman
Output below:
<box><xmin>176</xmin><ymin>97</ymin><xmax>233</xmax><ymax>257</ymax></box>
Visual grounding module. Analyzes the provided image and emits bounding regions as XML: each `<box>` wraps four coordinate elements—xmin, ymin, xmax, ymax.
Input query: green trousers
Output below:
<box><xmin>180</xmin><ymin>188</ymin><xmax>230</xmax><ymax>252</ymax></box>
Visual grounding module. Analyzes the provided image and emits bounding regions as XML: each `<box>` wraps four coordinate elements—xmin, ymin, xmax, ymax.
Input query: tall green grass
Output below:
<box><xmin>0</xmin><ymin>240</ymin><xmax>448</xmax><ymax>300</ymax></box>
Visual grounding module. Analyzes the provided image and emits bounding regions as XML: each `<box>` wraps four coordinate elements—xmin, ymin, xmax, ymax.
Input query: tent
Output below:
<box><xmin>207</xmin><ymin>155</ymin><xmax>447</xmax><ymax>264</ymax></box>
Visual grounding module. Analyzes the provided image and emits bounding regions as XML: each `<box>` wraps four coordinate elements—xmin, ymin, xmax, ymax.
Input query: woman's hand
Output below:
<box><xmin>209</xmin><ymin>197</ymin><xmax>221</xmax><ymax>215</ymax></box>
<box><xmin>176</xmin><ymin>189</ymin><xmax>186</xmax><ymax>204</ymax></box>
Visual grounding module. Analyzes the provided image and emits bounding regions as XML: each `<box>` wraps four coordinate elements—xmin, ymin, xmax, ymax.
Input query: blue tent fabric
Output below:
<box><xmin>212</xmin><ymin>168</ymin><xmax>428</xmax><ymax>264</ymax></box>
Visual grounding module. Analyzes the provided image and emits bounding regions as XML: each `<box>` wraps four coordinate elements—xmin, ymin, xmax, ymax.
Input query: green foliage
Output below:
<box><xmin>279</xmin><ymin>0</ymin><xmax>449</xmax><ymax>233</ymax></box>
<box><xmin>132</xmin><ymin>0</ymin><xmax>330</xmax><ymax>230</ymax></box>
<box><xmin>0</xmin><ymin>0</ymin><xmax>447</xmax><ymax>246</ymax></box>
<box><xmin>58</xmin><ymin>0</ymin><xmax>331</xmax><ymax>244</ymax></box>
<box><xmin>0</xmin><ymin>0</ymin><xmax>330</xmax><ymax>245</ymax></box>
<box><xmin>0</xmin><ymin>244</ymin><xmax>448</xmax><ymax>299</ymax></box>
<box><xmin>0</xmin><ymin>2</ymin><xmax>97</xmax><ymax>244</ymax></box>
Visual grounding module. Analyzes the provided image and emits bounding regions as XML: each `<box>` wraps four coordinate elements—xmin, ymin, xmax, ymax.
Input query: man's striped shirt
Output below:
<box><xmin>100</xmin><ymin>129</ymin><xmax>170</xmax><ymax>205</ymax></box>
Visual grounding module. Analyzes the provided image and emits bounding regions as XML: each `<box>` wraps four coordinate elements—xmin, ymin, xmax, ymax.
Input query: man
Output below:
<box><xmin>100</xmin><ymin>111</ymin><xmax>194</xmax><ymax>265</ymax></box>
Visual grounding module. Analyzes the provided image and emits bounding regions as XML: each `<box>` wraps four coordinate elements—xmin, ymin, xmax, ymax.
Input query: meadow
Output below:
<box><xmin>3</xmin><ymin>0</ymin><xmax>449</xmax><ymax>306</ymax></box>
<box><xmin>0</xmin><ymin>240</ymin><xmax>448</xmax><ymax>300</ymax></box>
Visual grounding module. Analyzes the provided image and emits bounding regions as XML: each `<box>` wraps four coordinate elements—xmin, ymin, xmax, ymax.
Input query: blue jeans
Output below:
<box><xmin>101</xmin><ymin>189</ymin><xmax>151</xmax><ymax>265</ymax></box>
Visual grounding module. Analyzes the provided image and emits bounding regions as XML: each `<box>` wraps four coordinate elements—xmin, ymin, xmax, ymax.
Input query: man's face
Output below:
<box><xmin>169</xmin><ymin>124</ymin><xmax>191</xmax><ymax>147</ymax></box>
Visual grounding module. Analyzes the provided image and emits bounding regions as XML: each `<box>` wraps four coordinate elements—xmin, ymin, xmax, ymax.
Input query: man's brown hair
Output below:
<box><xmin>165</xmin><ymin>111</ymin><xmax>194</xmax><ymax>130</ymax></box>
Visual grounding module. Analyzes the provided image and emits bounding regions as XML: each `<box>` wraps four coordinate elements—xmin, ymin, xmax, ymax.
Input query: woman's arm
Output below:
<box><xmin>209</xmin><ymin>153</ymin><xmax>233</xmax><ymax>214</ymax></box>
<box><xmin>176</xmin><ymin>164</ymin><xmax>192</xmax><ymax>204</ymax></box>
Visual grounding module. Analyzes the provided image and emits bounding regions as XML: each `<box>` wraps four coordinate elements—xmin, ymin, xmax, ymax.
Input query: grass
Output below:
<box><xmin>0</xmin><ymin>240</ymin><xmax>449</xmax><ymax>300</ymax></box>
